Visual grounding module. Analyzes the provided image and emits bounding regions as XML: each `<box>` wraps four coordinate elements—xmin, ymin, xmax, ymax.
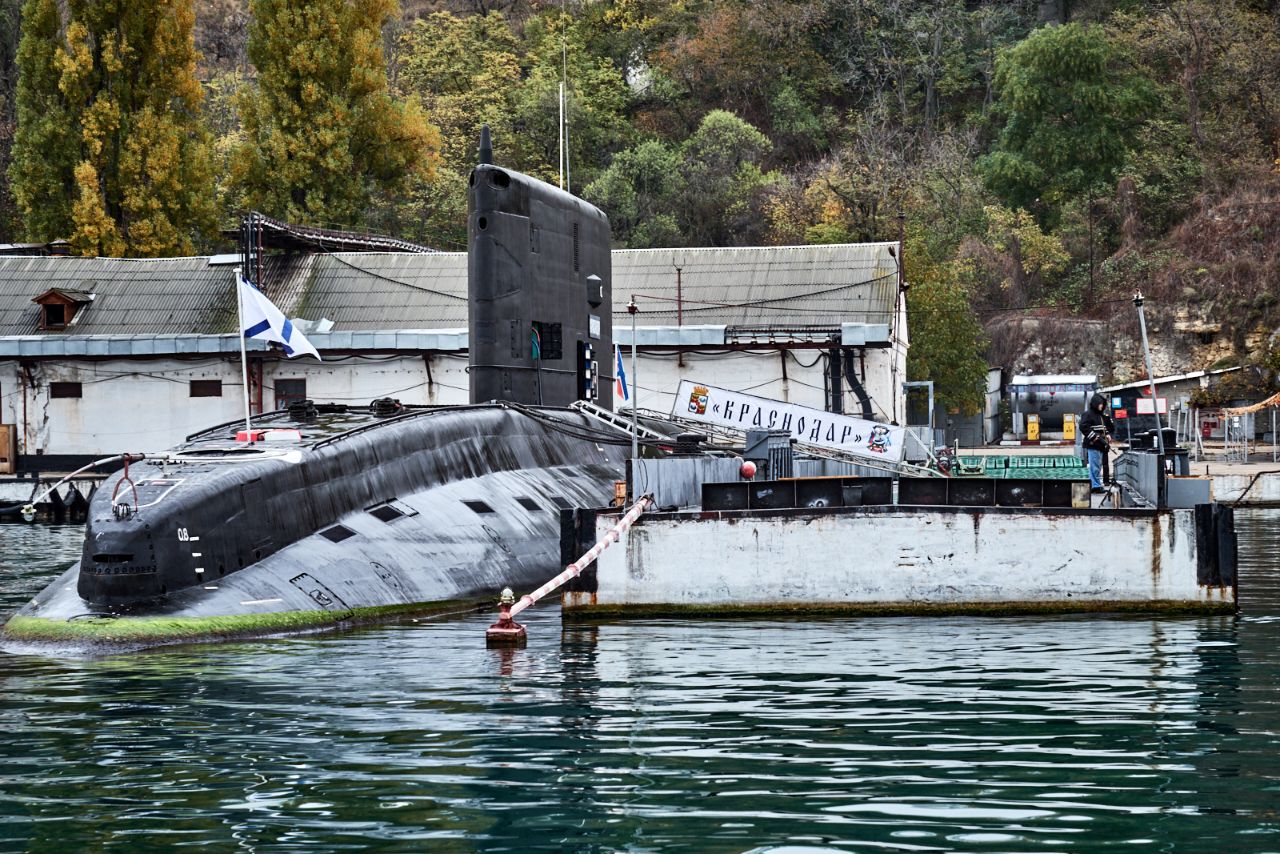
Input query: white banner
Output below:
<box><xmin>674</xmin><ymin>380</ymin><xmax>906</xmax><ymax>463</ymax></box>
<box><xmin>1135</xmin><ymin>397</ymin><xmax>1168</xmax><ymax>415</ymax></box>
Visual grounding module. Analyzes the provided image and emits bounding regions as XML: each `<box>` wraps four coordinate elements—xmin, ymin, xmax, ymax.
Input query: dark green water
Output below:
<box><xmin>1</xmin><ymin>512</ymin><xmax>1278</xmax><ymax>853</ymax></box>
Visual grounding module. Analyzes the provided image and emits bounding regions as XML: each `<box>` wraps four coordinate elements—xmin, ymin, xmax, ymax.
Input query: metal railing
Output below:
<box><xmin>630</xmin><ymin>407</ymin><xmax>945</xmax><ymax>479</ymax></box>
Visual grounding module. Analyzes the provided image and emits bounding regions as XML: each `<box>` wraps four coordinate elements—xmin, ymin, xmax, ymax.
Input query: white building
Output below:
<box><xmin>0</xmin><ymin>240</ymin><xmax>906</xmax><ymax>471</ymax></box>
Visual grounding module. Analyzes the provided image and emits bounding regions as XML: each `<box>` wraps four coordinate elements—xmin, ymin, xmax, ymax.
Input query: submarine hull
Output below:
<box><xmin>4</xmin><ymin>405</ymin><xmax>628</xmax><ymax>647</ymax></box>
<box><xmin>4</xmin><ymin>130</ymin><xmax>634</xmax><ymax>649</ymax></box>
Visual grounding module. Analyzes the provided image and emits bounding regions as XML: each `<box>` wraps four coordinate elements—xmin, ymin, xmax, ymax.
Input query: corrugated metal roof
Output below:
<box><xmin>0</xmin><ymin>256</ymin><xmax>233</xmax><ymax>335</ymax></box>
<box><xmin>0</xmin><ymin>242</ymin><xmax>898</xmax><ymax>337</ymax></box>
<box><xmin>613</xmin><ymin>244</ymin><xmax>898</xmax><ymax>326</ymax></box>
<box><xmin>303</xmin><ymin>253</ymin><xmax>470</xmax><ymax>329</ymax></box>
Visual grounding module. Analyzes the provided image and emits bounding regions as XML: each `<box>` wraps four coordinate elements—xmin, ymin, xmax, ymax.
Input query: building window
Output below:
<box><xmin>274</xmin><ymin>378</ymin><xmax>306</xmax><ymax>410</ymax></box>
<box><xmin>42</xmin><ymin>304</ymin><xmax>67</xmax><ymax>328</ymax></box>
<box><xmin>190</xmin><ymin>380</ymin><xmax>222</xmax><ymax>398</ymax></box>
<box><xmin>50</xmin><ymin>382</ymin><xmax>82</xmax><ymax>399</ymax></box>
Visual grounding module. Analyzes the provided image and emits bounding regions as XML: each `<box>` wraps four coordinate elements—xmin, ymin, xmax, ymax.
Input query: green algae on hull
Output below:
<box><xmin>2</xmin><ymin>598</ymin><xmax>485</xmax><ymax>647</ymax></box>
<box><xmin>561</xmin><ymin>598</ymin><xmax>1238</xmax><ymax>620</ymax></box>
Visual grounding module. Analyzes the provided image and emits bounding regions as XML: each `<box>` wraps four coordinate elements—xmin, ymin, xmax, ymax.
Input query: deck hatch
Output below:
<box><xmin>320</xmin><ymin>524</ymin><xmax>357</xmax><ymax>542</ymax></box>
<box><xmin>368</xmin><ymin>504</ymin><xmax>404</xmax><ymax>523</ymax></box>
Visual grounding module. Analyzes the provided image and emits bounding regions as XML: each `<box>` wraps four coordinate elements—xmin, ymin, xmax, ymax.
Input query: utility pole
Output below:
<box><xmin>1134</xmin><ymin>291</ymin><xmax>1165</xmax><ymax>455</ymax></box>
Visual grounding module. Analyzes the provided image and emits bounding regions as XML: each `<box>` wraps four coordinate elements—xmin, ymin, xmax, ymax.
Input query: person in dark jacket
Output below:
<box><xmin>1080</xmin><ymin>393</ymin><xmax>1112</xmax><ymax>493</ymax></box>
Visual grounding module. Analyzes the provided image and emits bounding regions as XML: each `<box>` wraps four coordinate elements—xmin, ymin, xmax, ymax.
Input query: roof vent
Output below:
<box><xmin>287</xmin><ymin>399</ymin><xmax>318</xmax><ymax>421</ymax></box>
<box><xmin>371</xmin><ymin>397</ymin><xmax>404</xmax><ymax>418</ymax></box>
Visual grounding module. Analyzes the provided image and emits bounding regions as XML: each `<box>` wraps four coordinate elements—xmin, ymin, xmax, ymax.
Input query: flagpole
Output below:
<box><xmin>235</xmin><ymin>268</ymin><xmax>252</xmax><ymax>437</ymax></box>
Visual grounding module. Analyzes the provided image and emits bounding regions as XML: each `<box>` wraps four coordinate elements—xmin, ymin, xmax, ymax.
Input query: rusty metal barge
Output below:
<box><xmin>559</xmin><ymin>442</ymin><xmax>1238</xmax><ymax>619</ymax></box>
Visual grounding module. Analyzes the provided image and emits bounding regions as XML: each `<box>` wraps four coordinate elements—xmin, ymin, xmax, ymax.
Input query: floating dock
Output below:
<box><xmin>560</xmin><ymin>454</ymin><xmax>1237</xmax><ymax>618</ymax></box>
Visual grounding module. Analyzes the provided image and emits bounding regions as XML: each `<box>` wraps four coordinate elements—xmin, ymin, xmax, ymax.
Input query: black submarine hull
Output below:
<box><xmin>4</xmin><ymin>405</ymin><xmax>629</xmax><ymax>646</ymax></box>
<box><xmin>3</xmin><ymin>129</ymin><xmax>634</xmax><ymax>648</ymax></box>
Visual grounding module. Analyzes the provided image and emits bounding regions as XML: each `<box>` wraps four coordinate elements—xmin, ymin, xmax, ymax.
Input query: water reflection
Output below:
<box><xmin>0</xmin><ymin>512</ymin><xmax>1277</xmax><ymax>851</ymax></box>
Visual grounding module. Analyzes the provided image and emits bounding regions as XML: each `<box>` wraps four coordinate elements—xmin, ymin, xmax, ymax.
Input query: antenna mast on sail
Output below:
<box><xmin>558</xmin><ymin>36</ymin><xmax>571</xmax><ymax>192</ymax></box>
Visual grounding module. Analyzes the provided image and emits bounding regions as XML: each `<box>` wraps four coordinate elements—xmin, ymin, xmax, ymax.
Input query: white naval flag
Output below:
<box><xmin>237</xmin><ymin>273</ymin><xmax>321</xmax><ymax>360</ymax></box>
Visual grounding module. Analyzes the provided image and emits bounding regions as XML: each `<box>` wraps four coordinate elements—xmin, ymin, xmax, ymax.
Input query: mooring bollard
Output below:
<box><xmin>485</xmin><ymin>587</ymin><xmax>526</xmax><ymax>645</ymax></box>
<box><xmin>486</xmin><ymin>495</ymin><xmax>652</xmax><ymax>646</ymax></box>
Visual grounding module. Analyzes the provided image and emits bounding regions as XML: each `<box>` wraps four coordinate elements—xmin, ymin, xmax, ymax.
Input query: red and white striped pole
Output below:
<box><xmin>486</xmin><ymin>495</ymin><xmax>652</xmax><ymax>644</ymax></box>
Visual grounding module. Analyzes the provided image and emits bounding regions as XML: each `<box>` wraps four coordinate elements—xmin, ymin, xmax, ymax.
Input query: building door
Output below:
<box><xmin>274</xmin><ymin>378</ymin><xmax>306</xmax><ymax>410</ymax></box>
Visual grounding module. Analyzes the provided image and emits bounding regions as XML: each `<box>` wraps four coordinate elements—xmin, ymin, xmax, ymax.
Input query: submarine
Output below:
<box><xmin>3</xmin><ymin>129</ymin><xmax>646</xmax><ymax>647</ymax></box>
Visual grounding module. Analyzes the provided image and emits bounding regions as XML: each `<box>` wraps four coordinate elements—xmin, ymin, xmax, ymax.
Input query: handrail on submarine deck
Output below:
<box><xmin>306</xmin><ymin>401</ymin><xmax>633</xmax><ymax>452</ymax></box>
<box><xmin>184</xmin><ymin>408</ymin><xmax>297</xmax><ymax>442</ymax></box>
<box><xmin>185</xmin><ymin>403</ymin><xmax>449</xmax><ymax>447</ymax></box>
<box><xmin>308</xmin><ymin>404</ymin><xmax>454</xmax><ymax>450</ymax></box>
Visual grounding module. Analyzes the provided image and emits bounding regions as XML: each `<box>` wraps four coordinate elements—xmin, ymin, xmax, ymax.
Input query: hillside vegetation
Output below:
<box><xmin>0</xmin><ymin>0</ymin><xmax>1277</xmax><ymax>411</ymax></box>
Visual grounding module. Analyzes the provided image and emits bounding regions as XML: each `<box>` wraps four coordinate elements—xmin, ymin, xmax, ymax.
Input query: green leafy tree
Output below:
<box><xmin>677</xmin><ymin>109</ymin><xmax>780</xmax><ymax>246</ymax></box>
<box><xmin>582</xmin><ymin>139</ymin><xmax>682</xmax><ymax>247</ymax></box>
<box><xmin>10</xmin><ymin>0</ymin><xmax>218</xmax><ymax>256</ymax></box>
<box><xmin>981</xmin><ymin>22</ymin><xmax>1153</xmax><ymax>226</ymax></box>
<box><xmin>586</xmin><ymin>110</ymin><xmax>779</xmax><ymax>247</ymax></box>
<box><xmin>369</xmin><ymin>163</ymin><xmax>468</xmax><ymax>250</ymax></box>
<box><xmin>511</xmin><ymin>13</ymin><xmax>634</xmax><ymax>190</ymax></box>
<box><xmin>7</xmin><ymin>0</ymin><xmax>75</xmax><ymax>242</ymax></box>
<box><xmin>0</xmin><ymin>0</ymin><xmax>23</xmax><ymax>237</ymax></box>
<box><xmin>392</xmin><ymin>11</ymin><xmax>521</xmax><ymax>246</ymax></box>
<box><xmin>397</xmin><ymin>11</ymin><xmax>524</xmax><ymax>173</ymax></box>
<box><xmin>232</xmin><ymin>0</ymin><xmax>440</xmax><ymax>227</ymax></box>
<box><xmin>957</xmin><ymin>204</ymin><xmax>1069</xmax><ymax>308</ymax></box>
<box><xmin>905</xmin><ymin>240</ymin><xmax>988</xmax><ymax>415</ymax></box>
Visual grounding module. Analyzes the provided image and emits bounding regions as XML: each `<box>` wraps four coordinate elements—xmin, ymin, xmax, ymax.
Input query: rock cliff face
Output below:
<box><xmin>989</xmin><ymin>176</ymin><xmax>1280</xmax><ymax>386</ymax></box>
<box><xmin>990</xmin><ymin>309</ymin><xmax>1275</xmax><ymax>385</ymax></box>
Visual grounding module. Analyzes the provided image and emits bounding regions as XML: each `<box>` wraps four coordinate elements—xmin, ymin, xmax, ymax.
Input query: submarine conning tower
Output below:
<box><xmin>468</xmin><ymin>126</ymin><xmax>614</xmax><ymax>410</ymax></box>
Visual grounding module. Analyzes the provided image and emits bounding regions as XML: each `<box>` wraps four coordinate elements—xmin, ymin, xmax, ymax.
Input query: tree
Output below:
<box><xmin>397</xmin><ymin>11</ymin><xmax>524</xmax><ymax>173</ymax></box>
<box><xmin>582</xmin><ymin>139</ymin><xmax>682</xmax><ymax>247</ymax></box>
<box><xmin>981</xmin><ymin>22</ymin><xmax>1152</xmax><ymax>226</ymax></box>
<box><xmin>0</xmin><ymin>0</ymin><xmax>22</xmax><ymax>237</ymax></box>
<box><xmin>10</xmin><ymin>0</ymin><xmax>217</xmax><ymax>255</ymax></box>
<box><xmin>1111</xmin><ymin>1</ymin><xmax>1280</xmax><ymax>188</ymax></box>
<box><xmin>957</xmin><ymin>204</ymin><xmax>1069</xmax><ymax>308</ymax></box>
<box><xmin>511</xmin><ymin>13</ymin><xmax>635</xmax><ymax>189</ymax></box>
<box><xmin>585</xmin><ymin>110</ymin><xmax>780</xmax><ymax>248</ymax></box>
<box><xmin>904</xmin><ymin>238</ymin><xmax>988</xmax><ymax>415</ymax></box>
<box><xmin>652</xmin><ymin>0</ymin><xmax>833</xmax><ymax>156</ymax></box>
<box><xmin>232</xmin><ymin>0</ymin><xmax>440</xmax><ymax>227</ymax></box>
<box><xmin>194</xmin><ymin>0</ymin><xmax>250</xmax><ymax>75</ymax></box>
<box><xmin>677</xmin><ymin>109</ymin><xmax>780</xmax><ymax>246</ymax></box>
<box><xmin>7</xmin><ymin>0</ymin><xmax>74</xmax><ymax>242</ymax></box>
